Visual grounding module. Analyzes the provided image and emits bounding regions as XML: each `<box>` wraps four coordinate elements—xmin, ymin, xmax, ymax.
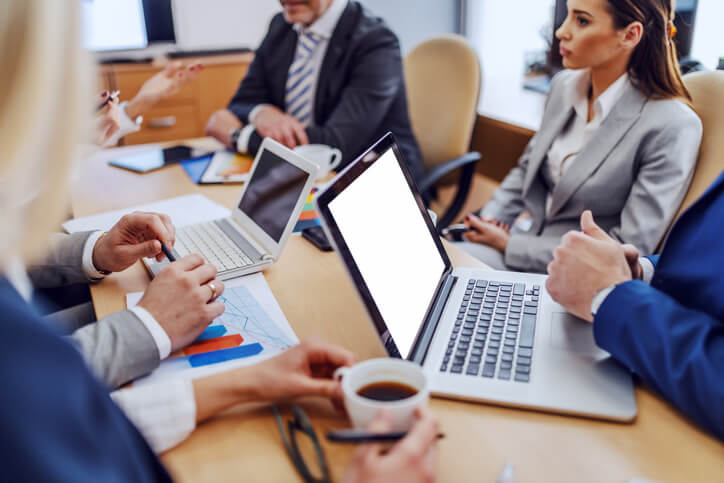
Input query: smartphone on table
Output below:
<box><xmin>302</xmin><ymin>225</ymin><xmax>333</xmax><ymax>252</ymax></box>
<box><xmin>109</xmin><ymin>145</ymin><xmax>196</xmax><ymax>173</ymax></box>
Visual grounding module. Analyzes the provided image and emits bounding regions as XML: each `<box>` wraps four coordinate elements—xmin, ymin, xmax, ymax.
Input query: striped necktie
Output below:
<box><xmin>285</xmin><ymin>31</ymin><xmax>321</xmax><ymax>125</ymax></box>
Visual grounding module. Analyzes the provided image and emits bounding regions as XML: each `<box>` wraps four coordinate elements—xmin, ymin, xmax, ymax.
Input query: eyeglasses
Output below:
<box><xmin>272</xmin><ymin>404</ymin><xmax>331</xmax><ymax>483</ymax></box>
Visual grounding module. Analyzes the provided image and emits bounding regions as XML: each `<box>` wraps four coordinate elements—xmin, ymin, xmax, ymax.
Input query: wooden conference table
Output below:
<box><xmin>70</xmin><ymin>138</ymin><xmax>723</xmax><ymax>482</ymax></box>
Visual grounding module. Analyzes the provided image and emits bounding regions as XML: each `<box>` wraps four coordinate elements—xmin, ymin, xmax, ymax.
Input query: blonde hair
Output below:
<box><xmin>0</xmin><ymin>0</ymin><xmax>90</xmax><ymax>268</ymax></box>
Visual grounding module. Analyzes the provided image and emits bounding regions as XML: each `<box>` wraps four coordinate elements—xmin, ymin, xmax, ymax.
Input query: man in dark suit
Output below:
<box><xmin>545</xmin><ymin>171</ymin><xmax>724</xmax><ymax>440</ymax></box>
<box><xmin>205</xmin><ymin>0</ymin><xmax>424</xmax><ymax>183</ymax></box>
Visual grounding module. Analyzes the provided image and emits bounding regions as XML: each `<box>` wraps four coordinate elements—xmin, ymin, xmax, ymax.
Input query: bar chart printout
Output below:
<box><xmin>130</xmin><ymin>274</ymin><xmax>298</xmax><ymax>385</ymax></box>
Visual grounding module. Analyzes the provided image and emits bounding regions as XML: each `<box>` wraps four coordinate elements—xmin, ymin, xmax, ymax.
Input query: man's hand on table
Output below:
<box><xmin>546</xmin><ymin>211</ymin><xmax>633</xmax><ymax>322</ymax></box>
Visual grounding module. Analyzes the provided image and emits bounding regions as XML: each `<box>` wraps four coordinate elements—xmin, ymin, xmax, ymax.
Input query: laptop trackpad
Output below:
<box><xmin>548</xmin><ymin>312</ymin><xmax>601</xmax><ymax>355</ymax></box>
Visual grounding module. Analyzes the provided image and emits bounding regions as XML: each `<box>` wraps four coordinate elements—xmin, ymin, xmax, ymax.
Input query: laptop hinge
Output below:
<box><xmin>409</xmin><ymin>274</ymin><xmax>457</xmax><ymax>365</ymax></box>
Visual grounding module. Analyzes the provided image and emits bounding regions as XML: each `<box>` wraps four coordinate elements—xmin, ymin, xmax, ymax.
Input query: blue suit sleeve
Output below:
<box><xmin>595</xmin><ymin>280</ymin><xmax>724</xmax><ymax>440</ymax></box>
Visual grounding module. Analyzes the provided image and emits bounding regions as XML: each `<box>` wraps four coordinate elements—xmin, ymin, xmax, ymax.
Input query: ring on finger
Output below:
<box><xmin>207</xmin><ymin>281</ymin><xmax>218</xmax><ymax>301</ymax></box>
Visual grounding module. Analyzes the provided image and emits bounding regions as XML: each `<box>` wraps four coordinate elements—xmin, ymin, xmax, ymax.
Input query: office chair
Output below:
<box><xmin>404</xmin><ymin>34</ymin><xmax>482</xmax><ymax>232</ymax></box>
<box><xmin>657</xmin><ymin>70</ymin><xmax>724</xmax><ymax>252</ymax></box>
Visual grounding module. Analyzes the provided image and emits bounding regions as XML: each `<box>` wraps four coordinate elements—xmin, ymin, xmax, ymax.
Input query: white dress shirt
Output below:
<box><xmin>544</xmin><ymin>69</ymin><xmax>630</xmax><ymax>215</ymax></box>
<box><xmin>590</xmin><ymin>257</ymin><xmax>656</xmax><ymax>315</ymax></box>
<box><xmin>236</xmin><ymin>0</ymin><xmax>348</xmax><ymax>153</ymax></box>
<box><xmin>102</xmin><ymin>101</ymin><xmax>143</xmax><ymax>148</ymax></box>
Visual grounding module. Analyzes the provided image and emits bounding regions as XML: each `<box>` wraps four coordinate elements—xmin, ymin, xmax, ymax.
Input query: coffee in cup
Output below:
<box><xmin>334</xmin><ymin>358</ymin><xmax>429</xmax><ymax>431</ymax></box>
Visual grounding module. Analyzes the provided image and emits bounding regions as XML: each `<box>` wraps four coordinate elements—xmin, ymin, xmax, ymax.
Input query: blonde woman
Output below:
<box><xmin>0</xmin><ymin>1</ymin><xmax>438</xmax><ymax>480</ymax></box>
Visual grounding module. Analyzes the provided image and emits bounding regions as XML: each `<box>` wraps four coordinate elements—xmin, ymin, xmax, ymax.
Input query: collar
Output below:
<box><xmin>293</xmin><ymin>0</ymin><xmax>348</xmax><ymax>39</ymax></box>
<box><xmin>566</xmin><ymin>69</ymin><xmax>630</xmax><ymax>123</ymax></box>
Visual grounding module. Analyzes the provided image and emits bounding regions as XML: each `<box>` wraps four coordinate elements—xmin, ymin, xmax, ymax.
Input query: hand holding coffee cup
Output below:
<box><xmin>293</xmin><ymin>144</ymin><xmax>342</xmax><ymax>179</ymax></box>
<box><xmin>334</xmin><ymin>358</ymin><xmax>429</xmax><ymax>431</ymax></box>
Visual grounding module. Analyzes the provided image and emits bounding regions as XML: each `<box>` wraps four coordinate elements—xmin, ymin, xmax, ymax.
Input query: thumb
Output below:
<box><xmin>580</xmin><ymin>210</ymin><xmax>608</xmax><ymax>241</ymax></box>
<box><xmin>300</xmin><ymin>378</ymin><xmax>339</xmax><ymax>400</ymax></box>
<box><xmin>356</xmin><ymin>409</ymin><xmax>393</xmax><ymax>461</ymax></box>
<box><xmin>119</xmin><ymin>239</ymin><xmax>162</xmax><ymax>261</ymax></box>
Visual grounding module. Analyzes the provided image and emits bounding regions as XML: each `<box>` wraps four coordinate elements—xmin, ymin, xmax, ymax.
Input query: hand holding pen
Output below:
<box><xmin>94</xmin><ymin>90</ymin><xmax>121</xmax><ymax>146</ymax></box>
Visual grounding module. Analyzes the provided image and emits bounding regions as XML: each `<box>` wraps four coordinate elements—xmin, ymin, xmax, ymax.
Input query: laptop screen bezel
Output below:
<box><xmin>231</xmin><ymin>137</ymin><xmax>319</xmax><ymax>259</ymax></box>
<box><xmin>315</xmin><ymin>133</ymin><xmax>453</xmax><ymax>360</ymax></box>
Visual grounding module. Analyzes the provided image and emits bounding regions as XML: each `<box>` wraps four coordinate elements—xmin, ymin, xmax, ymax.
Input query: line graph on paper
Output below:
<box><xmin>216</xmin><ymin>286</ymin><xmax>294</xmax><ymax>351</ymax></box>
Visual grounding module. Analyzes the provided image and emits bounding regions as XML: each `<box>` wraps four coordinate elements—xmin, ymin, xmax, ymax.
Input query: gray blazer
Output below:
<box><xmin>28</xmin><ymin>231</ymin><xmax>160</xmax><ymax>388</ymax></box>
<box><xmin>482</xmin><ymin>70</ymin><xmax>703</xmax><ymax>273</ymax></box>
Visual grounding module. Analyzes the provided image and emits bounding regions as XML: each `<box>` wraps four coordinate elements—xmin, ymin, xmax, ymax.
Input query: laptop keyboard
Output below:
<box><xmin>175</xmin><ymin>221</ymin><xmax>255</xmax><ymax>272</ymax></box>
<box><xmin>440</xmin><ymin>279</ymin><xmax>539</xmax><ymax>383</ymax></box>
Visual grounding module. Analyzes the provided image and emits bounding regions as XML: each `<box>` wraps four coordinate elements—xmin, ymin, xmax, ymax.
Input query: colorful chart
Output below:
<box><xmin>293</xmin><ymin>187</ymin><xmax>321</xmax><ymax>232</ymax></box>
<box><xmin>162</xmin><ymin>285</ymin><xmax>294</xmax><ymax>369</ymax></box>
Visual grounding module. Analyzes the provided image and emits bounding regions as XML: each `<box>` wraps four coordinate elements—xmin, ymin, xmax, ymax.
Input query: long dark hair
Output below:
<box><xmin>606</xmin><ymin>0</ymin><xmax>691</xmax><ymax>100</ymax></box>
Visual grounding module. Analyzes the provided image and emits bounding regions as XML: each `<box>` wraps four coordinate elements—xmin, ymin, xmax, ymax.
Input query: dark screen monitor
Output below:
<box><xmin>142</xmin><ymin>0</ymin><xmax>176</xmax><ymax>44</ymax></box>
<box><xmin>549</xmin><ymin>0</ymin><xmax>698</xmax><ymax>73</ymax></box>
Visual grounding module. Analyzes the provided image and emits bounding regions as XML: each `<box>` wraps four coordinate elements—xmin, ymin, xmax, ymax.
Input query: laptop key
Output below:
<box><xmin>513</xmin><ymin>283</ymin><xmax>525</xmax><ymax>296</ymax></box>
<box><xmin>519</xmin><ymin>314</ymin><xmax>536</xmax><ymax>348</ymax></box>
<box><xmin>498</xmin><ymin>370</ymin><xmax>512</xmax><ymax>380</ymax></box>
<box><xmin>440</xmin><ymin>364</ymin><xmax>447</xmax><ymax>372</ymax></box>
<box><xmin>502</xmin><ymin>346</ymin><xmax>514</xmax><ymax>354</ymax></box>
<box><xmin>466</xmin><ymin>364</ymin><xmax>480</xmax><ymax>376</ymax></box>
<box><xmin>518</xmin><ymin>347</ymin><xmax>533</xmax><ymax>358</ymax></box>
<box><xmin>501</xmin><ymin>354</ymin><xmax>513</xmax><ymax>362</ymax></box>
<box><xmin>517</xmin><ymin>356</ymin><xmax>531</xmax><ymax>365</ymax></box>
<box><xmin>500</xmin><ymin>361</ymin><xmax>513</xmax><ymax>370</ymax></box>
<box><xmin>470</xmin><ymin>355</ymin><xmax>482</xmax><ymax>364</ymax></box>
<box><xmin>490</xmin><ymin>334</ymin><xmax>501</xmax><ymax>342</ymax></box>
<box><xmin>488</xmin><ymin>341</ymin><xmax>500</xmax><ymax>349</ymax></box>
<box><xmin>482</xmin><ymin>364</ymin><xmax>496</xmax><ymax>377</ymax></box>
<box><xmin>515</xmin><ymin>374</ymin><xmax>530</xmax><ymax>383</ymax></box>
<box><xmin>451</xmin><ymin>365</ymin><xmax>463</xmax><ymax>374</ymax></box>
<box><xmin>487</xmin><ymin>348</ymin><xmax>499</xmax><ymax>356</ymax></box>
<box><xmin>515</xmin><ymin>365</ymin><xmax>530</xmax><ymax>375</ymax></box>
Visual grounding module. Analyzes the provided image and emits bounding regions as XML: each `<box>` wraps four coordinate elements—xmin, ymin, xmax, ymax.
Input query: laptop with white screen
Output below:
<box><xmin>145</xmin><ymin>138</ymin><xmax>318</xmax><ymax>280</ymax></box>
<box><xmin>315</xmin><ymin>133</ymin><xmax>637</xmax><ymax>421</ymax></box>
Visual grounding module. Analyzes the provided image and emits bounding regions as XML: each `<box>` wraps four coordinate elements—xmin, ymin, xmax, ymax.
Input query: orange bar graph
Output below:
<box><xmin>183</xmin><ymin>334</ymin><xmax>244</xmax><ymax>356</ymax></box>
<box><xmin>299</xmin><ymin>210</ymin><xmax>318</xmax><ymax>221</ymax></box>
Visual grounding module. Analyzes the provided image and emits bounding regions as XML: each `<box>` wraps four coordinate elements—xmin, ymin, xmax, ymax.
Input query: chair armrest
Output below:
<box><xmin>418</xmin><ymin>152</ymin><xmax>481</xmax><ymax>193</ymax></box>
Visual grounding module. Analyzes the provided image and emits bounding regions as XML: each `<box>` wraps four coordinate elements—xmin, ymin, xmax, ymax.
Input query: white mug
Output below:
<box><xmin>334</xmin><ymin>358</ymin><xmax>429</xmax><ymax>431</ymax></box>
<box><xmin>293</xmin><ymin>144</ymin><xmax>342</xmax><ymax>179</ymax></box>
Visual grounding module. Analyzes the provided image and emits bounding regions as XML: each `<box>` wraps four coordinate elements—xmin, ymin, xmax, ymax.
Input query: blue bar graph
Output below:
<box><xmin>195</xmin><ymin>325</ymin><xmax>228</xmax><ymax>341</ymax></box>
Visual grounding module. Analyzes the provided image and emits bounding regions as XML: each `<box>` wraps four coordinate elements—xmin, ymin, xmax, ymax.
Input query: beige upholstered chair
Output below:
<box><xmin>676</xmin><ymin>71</ymin><xmax>724</xmax><ymax>216</ymax></box>
<box><xmin>404</xmin><ymin>34</ymin><xmax>482</xmax><ymax>230</ymax></box>
<box><xmin>657</xmin><ymin>71</ymin><xmax>724</xmax><ymax>252</ymax></box>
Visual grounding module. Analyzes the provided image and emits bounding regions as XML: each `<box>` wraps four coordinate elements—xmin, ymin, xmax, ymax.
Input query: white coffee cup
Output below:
<box><xmin>334</xmin><ymin>358</ymin><xmax>429</xmax><ymax>431</ymax></box>
<box><xmin>293</xmin><ymin>144</ymin><xmax>342</xmax><ymax>179</ymax></box>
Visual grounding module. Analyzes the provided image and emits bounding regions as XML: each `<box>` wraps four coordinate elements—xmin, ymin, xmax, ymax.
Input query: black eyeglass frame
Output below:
<box><xmin>272</xmin><ymin>404</ymin><xmax>331</xmax><ymax>483</ymax></box>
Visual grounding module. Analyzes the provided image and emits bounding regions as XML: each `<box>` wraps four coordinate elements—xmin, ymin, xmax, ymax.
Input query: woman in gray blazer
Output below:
<box><xmin>456</xmin><ymin>0</ymin><xmax>702</xmax><ymax>273</ymax></box>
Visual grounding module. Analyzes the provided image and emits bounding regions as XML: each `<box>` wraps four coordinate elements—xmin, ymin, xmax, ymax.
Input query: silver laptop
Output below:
<box><xmin>145</xmin><ymin>138</ymin><xmax>318</xmax><ymax>280</ymax></box>
<box><xmin>315</xmin><ymin>133</ymin><xmax>637</xmax><ymax>421</ymax></box>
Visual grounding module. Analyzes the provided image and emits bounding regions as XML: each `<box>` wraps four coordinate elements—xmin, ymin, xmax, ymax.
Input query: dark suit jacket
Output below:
<box><xmin>0</xmin><ymin>278</ymin><xmax>171</xmax><ymax>482</ymax></box>
<box><xmin>227</xmin><ymin>1</ymin><xmax>424</xmax><ymax>183</ymax></box>
<box><xmin>595</xmin><ymin>170</ymin><xmax>724</xmax><ymax>440</ymax></box>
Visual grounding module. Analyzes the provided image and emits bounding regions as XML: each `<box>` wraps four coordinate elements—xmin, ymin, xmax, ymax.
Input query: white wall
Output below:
<box><xmin>359</xmin><ymin>0</ymin><xmax>460</xmax><ymax>53</ymax></box>
<box><xmin>690</xmin><ymin>0</ymin><xmax>724</xmax><ymax>70</ymax></box>
<box><xmin>172</xmin><ymin>0</ymin><xmax>281</xmax><ymax>50</ymax></box>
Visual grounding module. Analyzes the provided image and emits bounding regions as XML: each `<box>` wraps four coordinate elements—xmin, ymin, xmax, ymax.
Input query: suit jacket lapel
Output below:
<box><xmin>547</xmin><ymin>83</ymin><xmax>647</xmax><ymax>216</ymax></box>
<box><xmin>522</xmin><ymin>105</ymin><xmax>574</xmax><ymax>196</ymax></box>
<box><xmin>316</xmin><ymin>2</ymin><xmax>354</xmax><ymax>119</ymax></box>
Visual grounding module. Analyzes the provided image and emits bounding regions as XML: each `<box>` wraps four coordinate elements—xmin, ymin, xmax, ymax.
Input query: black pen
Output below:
<box><xmin>161</xmin><ymin>242</ymin><xmax>176</xmax><ymax>262</ymax></box>
<box><xmin>326</xmin><ymin>429</ymin><xmax>445</xmax><ymax>443</ymax></box>
<box><xmin>96</xmin><ymin>90</ymin><xmax>120</xmax><ymax>112</ymax></box>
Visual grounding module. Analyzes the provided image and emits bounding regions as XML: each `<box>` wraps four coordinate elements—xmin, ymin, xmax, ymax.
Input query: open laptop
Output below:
<box><xmin>315</xmin><ymin>133</ymin><xmax>637</xmax><ymax>421</ymax></box>
<box><xmin>145</xmin><ymin>138</ymin><xmax>318</xmax><ymax>280</ymax></box>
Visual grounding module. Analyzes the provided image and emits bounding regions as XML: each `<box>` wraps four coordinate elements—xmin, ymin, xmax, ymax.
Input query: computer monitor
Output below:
<box><xmin>81</xmin><ymin>0</ymin><xmax>148</xmax><ymax>51</ymax></box>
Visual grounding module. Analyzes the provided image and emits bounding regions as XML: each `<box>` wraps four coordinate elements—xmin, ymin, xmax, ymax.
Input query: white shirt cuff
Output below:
<box><xmin>590</xmin><ymin>285</ymin><xmax>616</xmax><ymax>316</ymax></box>
<box><xmin>102</xmin><ymin>101</ymin><xmax>143</xmax><ymax>148</ymax></box>
<box><xmin>82</xmin><ymin>231</ymin><xmax>108</xmax><ymax>280</ymax></box>
<box><xmin>129</xmin><ymin>306</ymin><xmax>172</xmax><ymax>360</ymax></box>
<box><xmin>111</xmin><ymin>378</ymin><xmax>196</xmax><ymax>454</ymax></box>
<box><xmin>236</xmin><ymin>124</ymin><xmax>256</xmax><ymax>153</ymax></box>
<box><xmin>248</xmin><ymin>104</ymin><xmax>271</xmax><ymax>124</ymax></box>
<box><xmin>640</xmin><ymin>257</ymin><xmax>655</xmax><ymax>284</ymax></box>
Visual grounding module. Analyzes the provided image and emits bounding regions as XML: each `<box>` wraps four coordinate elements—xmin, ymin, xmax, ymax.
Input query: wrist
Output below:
<box><xmin>91</xmin><ymin>232</ymin><xmax>112</xmax><ymax>275</ymax></box>
<box><xmin>497</xmin><ymin>234</ymin><xmax>510</xmax><ymax>253</ymax></box>
<box><xmin>125</xmin><ymin>96</ymin><xmax>153</xmax><ymax>119</ymax></box>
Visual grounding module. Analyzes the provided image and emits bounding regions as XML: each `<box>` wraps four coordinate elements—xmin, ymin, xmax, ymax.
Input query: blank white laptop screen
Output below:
<box><xmin>238</xmin><ymin>149</ymin><xmax>309</xmax><ymax>242</ymax></box>
<box><xmin>328</xmin><ymin>149</ymin><xmax>446</xmax><ymax>358</ymax></box>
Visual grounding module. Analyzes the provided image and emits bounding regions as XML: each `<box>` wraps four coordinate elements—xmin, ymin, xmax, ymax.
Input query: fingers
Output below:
<box><xmin>392</xmin><ymin>407</ymin><xmax>440</xmax><ymax>461</ymax></box>
<box><xmin>174</xmin><ymin>253</ymin><xmax>206</xmax><ymax>271</ymax></box>
<box><xmin>204</xmin><ymin>278</ymin><xmax>225</xmax><ymax>303</ymax></box>
<box><xmin>580</xmin><ymin>210</ymin><xmax>610</xmax><ymax>241</ymax></box>
<box><xmin>291</xmin><ymin>121</ymin><xmax>309</xmax><ymax>146</ymax></box>
<box><xmin>163</xmin><ymin>61</ymin><xmax>183</xmax><ymax>78</ymax></box>
<box><xmin>303</xmin><ymin>337</ymin><xmax>356</xmax><ymax>371</ymax></box>
<box><xmin>355</xmin><ymin>409</ymin><xmax>393</xmax><ymax>462</ymax></box>
<box><xmin>190</xmin><ymin>262</ymin><xmax>218</xmax><ymax>285</ymax></box>
<box><xmin>126</xmin><ymin>212</ymin><xmax>174</xmax><ymax>247</ymax></box>
<box><xmin>279</xmin><ymin>122</ymin><xmax>297</xmax><ymax>148</ymax></box>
